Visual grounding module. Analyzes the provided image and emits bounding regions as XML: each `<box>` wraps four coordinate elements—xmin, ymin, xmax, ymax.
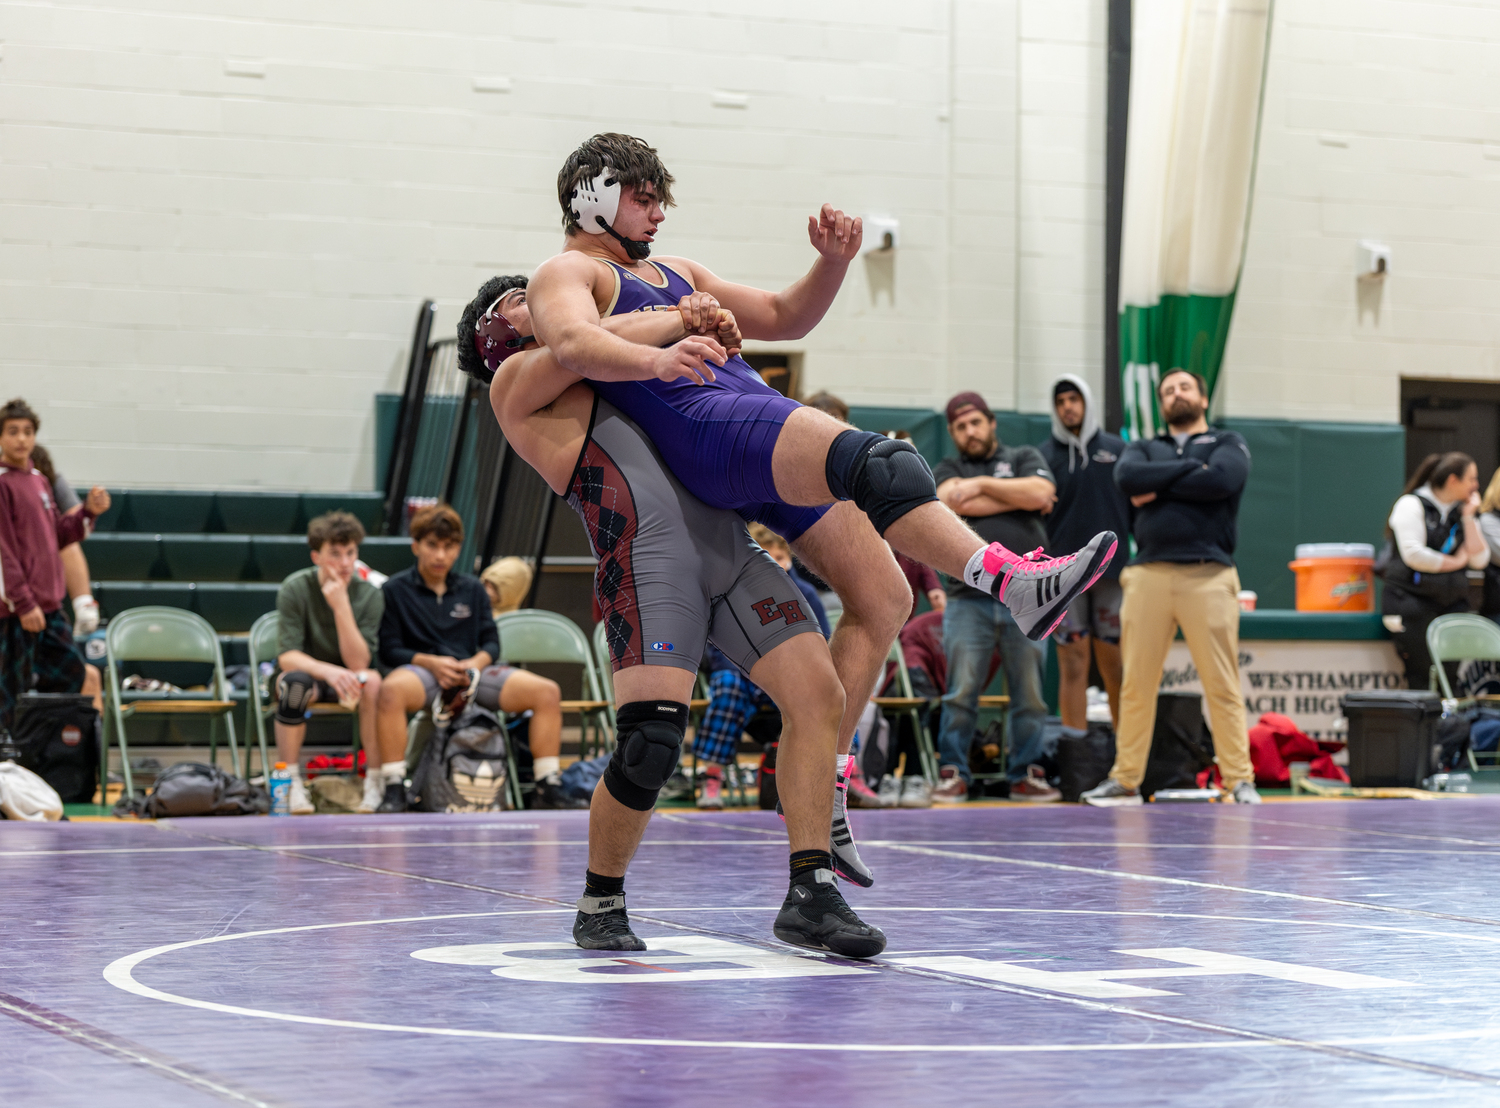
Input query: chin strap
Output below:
<box><xmin>595</xmin><ymin>216</ymin><xmax>652</xmax><ymax>260</ymax></box>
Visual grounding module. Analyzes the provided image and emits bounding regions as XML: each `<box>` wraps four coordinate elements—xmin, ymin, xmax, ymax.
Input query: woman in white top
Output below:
<box><xmin>1477</xmin><ymin>467</ymin><xmax>1500</xmax><ymax>619</ymax></box>
<box><xmin>1381</xmin><ymin>451</ymin><xmax>1487</xmax><ymax>688</ymax></box>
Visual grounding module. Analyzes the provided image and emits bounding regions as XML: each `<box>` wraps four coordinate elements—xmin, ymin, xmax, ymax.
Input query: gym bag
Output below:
<box><xmin>1057</xmin><ymin>723</ymin><xmax>1116</xmax><ymax>802</ymax></box>
<box><xmin>1141</xmin><ymin>692</ymin><xmax>1215</xmax><ymax>797</ymax></box>
<box><xmin>115</xmin><ymin>762</ymin><xmax>269</xmax><ymax>818</ymax></box>
<box><xmin>12</xmin><ymin>693</ymin><xmax>100</xmax><ymax>804</ymax></box>
<box><xmin>409</xmin><ymin>703</ymin><xmax>510</xmax><ymax>813</ymax></box>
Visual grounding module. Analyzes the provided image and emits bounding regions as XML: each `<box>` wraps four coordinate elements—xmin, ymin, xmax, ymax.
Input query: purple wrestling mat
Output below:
<box><xmin>6</xmin><ymin>800</ymin><xmax>1500</xmax><ymax>1107</ymax></box>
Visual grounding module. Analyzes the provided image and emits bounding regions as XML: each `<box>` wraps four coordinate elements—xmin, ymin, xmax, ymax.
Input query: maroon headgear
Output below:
<box><xmin>473</xmin><ymin>294</ymin><xmax>533</xmax><ymax>376</ymax></box>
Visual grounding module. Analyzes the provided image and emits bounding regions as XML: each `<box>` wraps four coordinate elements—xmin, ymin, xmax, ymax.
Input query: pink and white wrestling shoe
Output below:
<box><xmin>974</xmin><ymin>531</ymin><xmax>1118</xmax><ymax>642</ymax></box>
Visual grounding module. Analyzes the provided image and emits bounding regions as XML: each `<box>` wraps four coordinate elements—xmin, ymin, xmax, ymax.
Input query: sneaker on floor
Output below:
<box><xmin>375</xmin><ymin>779</ymin><xmax>408</xmax><ymax>814</ymax></box>
<box><xmin>876</xmin><ymin>774</ymin><xmax>901</xmax><ymax>808</ymax></box>
<box><xmin>697</xmin><ymin>775</ymin><xmax>723</xmax><ymax>810</ymax></box>
<box><xmin>899</xmin><ymin>775</ymin><xmax>933</xmax><ymax>808</ymax></box>
<box><xmin>832</xmin><ymin>764</ymin><xmax>874</xmax><ymax>887</ymax></box>
<box><xmin>1231</xmin><ymin>781</ymin><xmax>1263</xmax><ymax>805</ymax></box>
<box><xmin>1080</xmin><ymin>778</ymin><xmax>1142</xmax><ymax>807</ymax></box>
<box><xmin>982</xmin><ymin>531</ymin><xmax>1118</xmax><ymax>642</ymax></box>
<box><xmin>931</xmin><ymin>767</ymin><xmax>969</xmax><ymax>804</ymax></box>
<box><xmin>846</xmin><ymin>773</ymin><xmax>881</xmax><ymax>809</ymax></box>
<box><xmin>356</xmin><ymin>769</ymin><xmax>384</xmax><ymax>814</ymax></box>
<box><xmin>573</xmin><ymin>894</ymin><xmax>647</xmax><ymax>952</ymax></box>
<box><xmin>533</xmin><ymin>773</ymin><xmax>589</xmax><ymax>810</ymax></box>
<box><xmin>289</xmin><ymin>774</ymin><xmax>315</xmax><ymax>815</ymax></box>
<box><xmin>1009</xmin><ymin>765</ymin><xmax>1061</xmax><ymax>803</ymax></box>
<box><xmin>774</xmin><ymin>872</ymin><xmax>887</xmax><ymax>959</ymax></box>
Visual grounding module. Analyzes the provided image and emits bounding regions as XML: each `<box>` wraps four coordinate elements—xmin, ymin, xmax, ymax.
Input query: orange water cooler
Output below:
<box><xmin>1287</xmin><ymin>542</ymin><xmax>1376</xmax><ymax>612</ymax></box>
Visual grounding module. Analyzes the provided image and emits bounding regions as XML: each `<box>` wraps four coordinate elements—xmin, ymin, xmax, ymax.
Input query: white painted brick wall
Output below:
<box><xmin>5</xmin><ymin>0</ymin><xmax>1492</xmax><ymax>490</ymax></box>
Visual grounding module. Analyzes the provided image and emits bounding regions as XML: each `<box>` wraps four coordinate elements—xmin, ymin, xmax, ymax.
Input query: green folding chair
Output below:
<box><xmin>499</xmin><ymin>610</ymin><xmax>614</xmax><ymax>759</ymax></box>
<box><xmin>105</xmin><ymin>606</ymin><xmax>251</xmax><ymax>799</ymax></box>
<box><xmin>871</xmin><ymin>637</ymin><xmax>941</xmax><ymax>783</ymax></box>
<box><xmin>246</xmin><ymin>612</ymin><xmax>362</xmax><ymax>782</ymax></box>
<box><xmin>1426</xmin><ymin>612</ymin><xmax>1500</xmax><ymax>770</ymax></box>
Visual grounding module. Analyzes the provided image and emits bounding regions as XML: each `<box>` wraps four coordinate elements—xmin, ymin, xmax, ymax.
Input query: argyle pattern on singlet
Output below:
<box><xmin>568</xmin><ymin>442</ymin><xmax>642</xmax><ymax>669</ymax></box>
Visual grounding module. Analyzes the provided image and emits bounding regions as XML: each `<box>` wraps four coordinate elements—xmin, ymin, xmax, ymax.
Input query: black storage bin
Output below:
<box><xmin>1340</xmin><ymin>690</ymin><xmax>1441</xmax><ymax>787</ymax></box>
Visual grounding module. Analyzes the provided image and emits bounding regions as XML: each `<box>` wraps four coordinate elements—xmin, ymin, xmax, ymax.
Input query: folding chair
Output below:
<box><xmin>871</xmin><ymin>637</ymin><xmax>941</xmax><ymax>783</ymax></box>
<box><xmin>105</xmin><ymin>606</ymin><xmax>250</xmax><ymax>799</ymax></box>
<box><xmin>1425</xmin><ymin>613</ymin><xmax>1500</xmax><ymax>770</ymax></box>
<box><xmin>245</xmin><ymin>612</ymin><xmax>361</xmax><ymax>782</ymax></box>
<box><xmin>498</xmin><ymin>610</ymin><xmax>614</xmax><ymax>759</ymax></box>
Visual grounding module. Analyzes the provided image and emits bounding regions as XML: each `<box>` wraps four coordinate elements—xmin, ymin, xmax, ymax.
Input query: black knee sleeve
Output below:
<box><xmin>276</xmin><ymin>670</ymin><xmax>316</xmax><ymax>726</ymax></box>
<box><xmin>825</xmin><ymin>430</ymin><xmax>939</xmax><ymax>535</ymax></box>
<box><xmin>603</xmin><ymin>700</ymin><xmax>688</xmax><ymax>812</ymax></box>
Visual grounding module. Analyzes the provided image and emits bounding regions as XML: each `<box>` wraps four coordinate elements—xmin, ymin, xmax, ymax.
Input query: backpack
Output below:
<box><xmin>409</xmin><ymin>703</ymin><xmax>511</xmax><ymax>813</ymax></box>
<box><xmin>115</xmin><ymin>762</ymin><xmax>269</xmax><ymax>818</ymax></box>
<box><xmin>12</xmin><ymin>693</ymin><xmax>100</xmax><ymax>803</ymax></box>
<box><xmin>1057</xmin><ymin>723</ymin><xmax>1116</xmax><ymax>802</ymax></box>
<box><xmin>1141</xmin><ymin>692</ymin><xmax>1216</xmax><ymax>798</ymax></box>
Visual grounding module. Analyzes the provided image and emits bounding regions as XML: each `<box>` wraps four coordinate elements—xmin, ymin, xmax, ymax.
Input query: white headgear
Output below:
<box><xmin>569</xmin><ymin>167</ymin><xmax>621</xmax><ymax>236</ymax></box>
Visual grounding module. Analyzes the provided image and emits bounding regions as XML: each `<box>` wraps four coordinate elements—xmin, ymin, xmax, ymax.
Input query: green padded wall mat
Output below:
<box><xmin>215</xmin><ymin>492</ymin><xmax>301</xmax><ymax>535</ymax></box>
<box><xmin>158</xmin><ymin>535</ymin><xmax>253</xmax><ymax>582</ymax></box>
<box><xmin>83</xmin><ymin>534</ymin><xmax>165</xmax><ymax>580</ymax></box>
<box><xmin>251</xmin><ymin>536</ymin><xmax>315</xmax><ymax>583</ymax></box>
<box><xmin>128</xmin><ymin>491</ymin><xmax>217</xmax><ymax>533</ymax></box>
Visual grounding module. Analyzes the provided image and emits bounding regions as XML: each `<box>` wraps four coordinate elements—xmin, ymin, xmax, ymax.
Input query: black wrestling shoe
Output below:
<box><xmin>573</xmin><ymin>894</ymin><xmax>647</xmax><ymax>951</ymax></box>
<box><xmin>774</xmin><ymin>871</ymin><xmax>887</xmax><ymax>959</ymax></box>
<box><xmin>375</xmin><ymin>780</ymin><xmax>408</xmax><ymax>814</ymax></box>
<box><xmin>532</xmin><ymin>774</ymin><xmax>589</xmax><ymax>810</ymax></box>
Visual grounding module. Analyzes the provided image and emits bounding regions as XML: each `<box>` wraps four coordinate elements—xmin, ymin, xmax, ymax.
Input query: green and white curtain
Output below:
<box><xmin>1119</xmin><ymin>0</ymin><xmax>1273</xmax><ymax>440</ymax></box>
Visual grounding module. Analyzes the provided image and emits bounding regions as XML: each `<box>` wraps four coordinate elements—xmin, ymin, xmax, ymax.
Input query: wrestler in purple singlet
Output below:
<box><xmin>589</xmin><ymin>259</ymin><xmax>830</xmax><ymax>542</ymax></box>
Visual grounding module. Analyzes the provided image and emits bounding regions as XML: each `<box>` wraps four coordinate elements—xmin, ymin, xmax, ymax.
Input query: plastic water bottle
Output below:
<box><xmin>269</xmin><ymin>762</ymin><xmax>293</xmax><ymax>816</ymax></box>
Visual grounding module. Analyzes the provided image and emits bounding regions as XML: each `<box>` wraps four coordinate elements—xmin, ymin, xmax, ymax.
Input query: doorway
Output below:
<box><xmin>1400</xmin><ymin>379</ymin><xmax>1500</xmax><ymax>486</ymax></box>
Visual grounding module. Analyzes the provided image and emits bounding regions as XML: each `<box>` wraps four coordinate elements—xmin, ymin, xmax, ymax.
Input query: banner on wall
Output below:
<box><xmin>1161</xmin><ymin>640</ymin><xmax>1403</xmax><ymax>740</ymax></box>
<box><xmin>1118</xmin><ymin>0</ymin><xmax>1274</xmax><ymax>439</ymax></box>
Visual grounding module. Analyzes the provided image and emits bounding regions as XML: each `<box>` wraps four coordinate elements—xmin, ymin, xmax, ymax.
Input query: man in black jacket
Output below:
<box><xmin>1081</xmin><ymin>369</ymin><xmax>1259</xmax><ymax>806</ymax></box>
<box><xmin>1040</xmin><ymin>376</ymin><xmax>1131</xmax><ymax>729</ymax></box>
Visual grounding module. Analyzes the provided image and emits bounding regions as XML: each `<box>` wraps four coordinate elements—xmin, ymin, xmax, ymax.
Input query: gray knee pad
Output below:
<box><xmin>825</xmin><ymin>430</ymin><xmax>939</xmax><ymax>535</ymax></box>
<box><xmin>276</xmin><ymin>670</ymin><xmax>316</xmax><ymax>726</ymax></box>
<box><xmin>603</xmin><ymin>701</ymin><xmax>688</xmax><ymax>812</ymax></box>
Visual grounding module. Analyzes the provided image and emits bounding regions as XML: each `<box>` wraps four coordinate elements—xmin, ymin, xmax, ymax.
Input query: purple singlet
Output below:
<box><xmin>590</xmin><ymin>259</ymin><xmax>828</xmax><ymax>542</ymax></box>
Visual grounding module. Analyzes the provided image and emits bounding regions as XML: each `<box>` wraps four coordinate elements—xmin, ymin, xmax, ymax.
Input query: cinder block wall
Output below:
<box><xmin>2</xmin><ymin>1</ymin><xmax>1494</xmax><ymax>490</ymax></box>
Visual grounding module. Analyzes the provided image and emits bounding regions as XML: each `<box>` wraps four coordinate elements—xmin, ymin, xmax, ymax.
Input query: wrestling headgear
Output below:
<box><xmin>472</xmin><ymin>293</ymin><xmax>533</xmax><ymax>377</ymax></box>
<box><xmin>570</xmin><ymin>165</ymin><xmax>653</xmax><ymax>260</ymax></box>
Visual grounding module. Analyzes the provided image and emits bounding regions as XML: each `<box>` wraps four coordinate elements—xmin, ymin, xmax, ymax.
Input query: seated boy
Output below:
<box><xmin>0</xmin><ymin>398</ymin><xmax>108</xmax><ymax>733</ymax></box>
<box><xmin>273</xmin><ymin>510</ymin><xmax>385</xmax><ymax>815</ymax></box>
<box><xmin>377</xmin><ymin>504</ymin><xmax>574</xmax><ymax>810</ymax></box>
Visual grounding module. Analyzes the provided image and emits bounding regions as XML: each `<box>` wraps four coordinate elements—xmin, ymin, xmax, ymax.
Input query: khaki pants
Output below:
<box><xmin>1112</xmin><ymin>562</ymin><xmax>1253</xmax><ymax>790</ymax></box>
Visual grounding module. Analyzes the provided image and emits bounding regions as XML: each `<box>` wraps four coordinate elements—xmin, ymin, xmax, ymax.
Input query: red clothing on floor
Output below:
<box><xmin>0</xmin><ymin>463</ymin><xmax>89</xmax><ymax>615</ymax></box>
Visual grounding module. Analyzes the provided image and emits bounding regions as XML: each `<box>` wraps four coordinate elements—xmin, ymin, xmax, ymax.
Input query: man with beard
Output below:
<box><xmin>1081</xmin><ymin>369</ymin><xmax>1259</xmax><ymax>806</ymax></box>
<box><xmin>930</xmin><ymin>392</ymin><xmax>1059</xmax><ymax>804</ymax></box>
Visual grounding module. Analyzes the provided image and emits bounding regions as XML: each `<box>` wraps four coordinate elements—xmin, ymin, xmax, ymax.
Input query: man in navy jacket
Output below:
<box><xmin>1081</xmin><ymin>369</ymin><xmax>1259</xmax><ymax>806</ymax></box>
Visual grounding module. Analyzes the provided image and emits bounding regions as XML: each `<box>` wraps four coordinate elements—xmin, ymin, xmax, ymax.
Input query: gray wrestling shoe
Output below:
<box><xmin>1080</xmin><ymin>778</ymin><xmax>1142</xmax><ymax>807</ymax></box>
<box><xmin>774</xmin><ymin>870</ymin><xmax>887</xmax><ymax>959</ymax></box>
<box><xmin>573</xmin><ymin>893</ymin><xmax>647</xmax><ymax>951</ymax></box>
<box><xmin>979</xmin><ymin>531</ymin><xmax>1118</xmax><ymax>642</ymax></box>
<box><xmin>1231</xmin><ymin>781</ymin><xmax>1263</xmax><ymax>805</ymax></box>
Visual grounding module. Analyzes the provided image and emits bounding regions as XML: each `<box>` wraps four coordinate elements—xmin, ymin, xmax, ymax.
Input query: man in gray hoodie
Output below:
<box><xmin>1038</xmin><ymin>377</ymin><xmax>1131</xmax><ymax>729</ymax></box>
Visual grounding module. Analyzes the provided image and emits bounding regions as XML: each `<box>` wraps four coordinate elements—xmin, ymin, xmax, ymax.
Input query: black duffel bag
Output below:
<box><xmin>1141</xmin><ymin>691</ymin><xmax>1215</xmax><ymax>797</ymax></box>
<box><xmin>12</xmin><ymin>693</ymin><xmax>100</xmax><ymax>804</ymax></box>
<box><xmin>113</xmin><ymin>762</ymin><xmax>269</xmax><ymax>818</ymax></box>
<box><xmin>1057</xmin><ymin>722</ymin><xmax>1116</xmax><ymax>802</ymax></box>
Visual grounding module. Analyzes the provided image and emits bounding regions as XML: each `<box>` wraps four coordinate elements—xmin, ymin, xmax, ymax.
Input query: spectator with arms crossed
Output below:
<box><xmin>931</xmin><ymin>392</ymin><xmax>1060</xmax><ymax>804</ymax></box>
<box><xmin>272</xmin><ymin>511</ymin><xmax>385</xmax><ymax>815</ymax></box>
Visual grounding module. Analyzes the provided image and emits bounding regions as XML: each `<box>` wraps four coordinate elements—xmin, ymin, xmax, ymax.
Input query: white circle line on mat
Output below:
<box><xmin>102</xmin><ymin>907</ymin><xmax>1500</xmax><ymax>1054</ymax></box>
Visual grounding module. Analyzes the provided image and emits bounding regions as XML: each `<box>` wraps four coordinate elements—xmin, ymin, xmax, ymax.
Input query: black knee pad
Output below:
<box><xmin>603</xmin><ymin>700</ymin><xmax>689</xmax><ymax>812</ymax></box>
<box><xmin>825</xmin><ymin>430</ymin><xmax>938</xmax><ymax>535</ymax></box>
<box><xmin>276</xmin><ymin>670</ymin><xmax>317</xmax><ymax>726</ymax></box>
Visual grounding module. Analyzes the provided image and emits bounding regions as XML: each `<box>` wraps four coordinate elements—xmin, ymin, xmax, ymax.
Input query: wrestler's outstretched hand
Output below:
<box><xmin>650</xmin><ymin>335</ymin><xmax>725</xmax><ymax>386</ymax></box>
<box><xmin>808</xmin><ymin>204</ymin><xmax>863</xmax><ymax>263</ymax></box>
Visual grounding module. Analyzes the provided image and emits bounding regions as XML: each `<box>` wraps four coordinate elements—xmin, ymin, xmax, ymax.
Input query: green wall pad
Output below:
<box><xmin>158</xmin><ymin>536</ymin><xmax>253</xmax><ymax>582</ymax></box>
<box><xmin>216</xmin><ymin>493</ymin><xmax>301</xmax><ymax>535</ymax></box>
<box><xmin>82</xmin><ymin>534</ymin><xmax>165</xmax><ymax>580</ymax></box>
<box><xmin>251</xmin><ymin>537</ymin><xmax>314</xmax><ymax>583</ymax></box>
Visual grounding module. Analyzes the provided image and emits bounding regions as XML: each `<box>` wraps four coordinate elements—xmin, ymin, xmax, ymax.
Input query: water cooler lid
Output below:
<box><xmin>1294</xmin><ymin>542</ymin><xmax>1375</xmax><ymax>560</ymax></box>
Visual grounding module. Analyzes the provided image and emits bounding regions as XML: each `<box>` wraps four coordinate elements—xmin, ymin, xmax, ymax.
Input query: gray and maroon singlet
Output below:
<box><xmin>588</xmin><ymin>259</ymin><xmax>830</xmax><ymax>542</ymax></box>
<box><xmin>567</xmin><ymin>396</ymin><xmax>819</xmax><ymax>675</ymax></box>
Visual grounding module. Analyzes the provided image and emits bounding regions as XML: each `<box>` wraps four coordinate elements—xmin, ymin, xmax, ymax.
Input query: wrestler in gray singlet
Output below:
<box><xmin>567</xmin><ymin>396</ymin><xmax>818</xmax><ymax>676</ymax></box>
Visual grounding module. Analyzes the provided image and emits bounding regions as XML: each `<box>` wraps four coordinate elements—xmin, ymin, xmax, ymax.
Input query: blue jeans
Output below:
<box><xmin>936</xmin><ymin>594</ymin><xmax>1048</xmax><ymax>783</ymax></box>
